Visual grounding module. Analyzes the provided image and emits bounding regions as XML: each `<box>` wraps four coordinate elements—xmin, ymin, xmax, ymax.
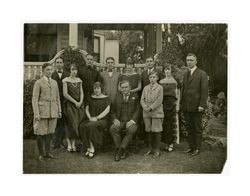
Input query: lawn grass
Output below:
<box><xmin>23</xmin><ymin>139</ymin><xmax>226</xmax><ymax>174</ymax></box>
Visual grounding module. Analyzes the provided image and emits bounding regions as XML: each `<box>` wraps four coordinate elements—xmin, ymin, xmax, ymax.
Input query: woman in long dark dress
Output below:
<box><xmin>79</xmin><ymin>82</ymin><xmax>111</xmax><ymax>158</ymax></box>
<box><xmin>63</xmin><ymin>64</ymin><xmax>84</xmax><ymax>152</ymax></box>
<box><xmin>159</xmin><ymin>63</ymin><xmax>180</xmax><ymax>152</ymax></box>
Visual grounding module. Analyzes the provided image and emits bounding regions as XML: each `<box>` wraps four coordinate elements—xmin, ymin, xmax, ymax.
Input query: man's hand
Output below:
<box><xmin>126</xmin><ymin>120</ymin><xmax>135</xmax><ymax>129</ymax></box>
<box><xmin>198</xmin><ymin>106</ymin><xmax>204</xmax><ymax>112</ymax></box>
<box><xmin>113</xmin><ymin>119</ymin><xmax>121</xmax><ymax>127</ymax></box>
<box><xmin>34</xmin><ymin>115</ymin><xmax>40</xmax><ymax>121</ymax></box>
<box><xmin>58</xmin><ymin>113</ymin><xmax>62</xmax><ymax>118</ymax></box>
<box><xmin>144</xmin><ymin>107</ymin><xmax>151</xmax><ymax>112</ymax></box>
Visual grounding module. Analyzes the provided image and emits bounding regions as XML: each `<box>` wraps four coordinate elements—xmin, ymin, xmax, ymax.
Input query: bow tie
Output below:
<box><xmin>58</xmin><ymin>70</ymin><xmax>63</xmax><ymax>73</ymax></box>
<box><xmin>108</xmin><ymin>69</ymin><xmax>113</xmax><ymax>72</ymax></box>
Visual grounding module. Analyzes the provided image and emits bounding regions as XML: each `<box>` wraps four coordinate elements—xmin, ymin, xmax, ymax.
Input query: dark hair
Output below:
<box><xmin>69</xmin><ymin>63</ymin><xmax>78</xmax><ymax>71</ymax></box>
<box><xmin>145</xmin><ymin>56</ymin><xmax>154</xmax><ymax>61</ymax></box>
<box><xmin>93</xmin><ymin>81</ymin><xmax>104</xmax><ymax>92</ymax></box>
<box><xmin>148</xmin><ymin>70</ymin><xmax>159</xmax><ymax>77</ymax></box>
<box><xmin>186</xmin><ymin>53</ymin><xmax>197</xmax><ymax>59</ymax></box>
<box><xmin>42</xmin><ymin>63</ymin><xmax>52</xmax><ymax>71</ymax></box>
<box><xmin>106</xmin><ymin>57</ymin><xmax>115</xmax><ymax>62</ymax></box>
<box><xmin>55</xmin><ymin>57</ymin><xmax>64</xmax><ymax>63</ymax></box>
<box><xmin>119</xmin><ymin>80</ymin><xmax>130</xmax><ymax>87</ymax></box>
<box><xmin>86</xmin><ymin>53</ymin><xmax>94</xmax><ymax>58</ymax></box>
<box><xmin>163</xmin><ymin>63</ymin><xmax>175</xmax><ymax>73</ymax></box>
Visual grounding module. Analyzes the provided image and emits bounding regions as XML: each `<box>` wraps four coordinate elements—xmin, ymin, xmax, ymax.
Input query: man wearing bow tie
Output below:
<box><xmin>181</xmin><ymin>53</ymin><xmax>208</xmax><ymax>156</ymax></box>
<box><xmin>109</xmin><ymin>80</ymin><xmax>139</xmax><ymax>161</ymax></box>
<box><xmin>51</xmin><ymin>57</ymin><xmax>69</xmax><ymax>149</ymax></box>
<box><xmin>100</xmin><ymin>57</ymin><xmax>120</xmax><ymax>104</ymax></box>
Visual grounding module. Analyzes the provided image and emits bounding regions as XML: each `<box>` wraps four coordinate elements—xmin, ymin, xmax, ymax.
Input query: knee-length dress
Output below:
<box><xmin>159</xmin><ymin>77</ymin><xmax>179</xmax><ymax>144</ymax></box>
<box><xmin>79</xmin><ymin>96</ymin><xmax>111</xmax><ymax>148</ymax></box>
<box><xmin>63</xmin><ymin>78</ymin><xmax>85</xmax><ymax>139</ymax></box>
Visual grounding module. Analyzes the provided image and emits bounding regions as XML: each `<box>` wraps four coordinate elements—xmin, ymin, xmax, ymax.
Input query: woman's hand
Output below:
<box><xmin>75</xmin><ymin>101</ymin><xmax>81</xmax><ymax>108</ymax></box>
<box><xmin>90</xmin><ymin>117</ymin><xmax>98</xmax><ymax>122</ymax></box>
<box><xmin>113</xmin><ymin>119</ymin><xmax>121</xmax><ymax>127</ymax></box>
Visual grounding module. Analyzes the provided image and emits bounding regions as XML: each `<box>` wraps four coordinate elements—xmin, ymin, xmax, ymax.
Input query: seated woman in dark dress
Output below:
<box><xmin>79</xmin><ymin>82</ymin><xmax>111</xmax><ymax>159</ymax></box>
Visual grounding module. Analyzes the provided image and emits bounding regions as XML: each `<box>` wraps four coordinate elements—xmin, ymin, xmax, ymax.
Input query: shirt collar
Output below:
<box><xmin>43</xmin><ymin>76</ymin><xmax>50</xmax><ymax>82</ymax></box>
<box><xmin>189</xmin><ymin>66</ymin><xmax>197</xmax><ymax>73</ymax></box>
<box><xmin>148</xmin><ymin>67</ymin><xmax>154</xmax><ymax>73</ymax></box>
<box><xmin>57</xmin><ymin>69</ymin><xmax>63</xmax><ymax>74</ymax></box>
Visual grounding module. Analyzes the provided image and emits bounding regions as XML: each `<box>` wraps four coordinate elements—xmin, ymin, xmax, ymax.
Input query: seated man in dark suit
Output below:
<box><xmin>109</xmin><ymin>80</ymin><xmax>139</xmax><ymax>162</ymax></box>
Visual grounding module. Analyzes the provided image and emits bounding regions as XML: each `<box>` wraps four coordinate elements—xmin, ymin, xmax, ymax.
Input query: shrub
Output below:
<box><xmin>23</xmin><ymin>79</ymin><xmax>36</xmax><ymax>139</ymax></box>
<box><xmin>61</xmin><ymin>46</ymin><xmax>86</xmax><ymax>71</ymax></box>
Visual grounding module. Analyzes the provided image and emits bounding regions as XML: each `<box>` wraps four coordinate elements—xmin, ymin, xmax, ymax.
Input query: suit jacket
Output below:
<box><xmin>78</xmin><ymin>66</ymin><xmax>102</xmax><ymax>102</ymax></box>
<box><xmin>100</xmin><ymin>70</ymin><xmax>120</xmax><ymax>103</ymax></box>
<box><xmin>141</xmin><ymin>83</ymin><xmax>164</xmax><ymax>118</ymax></box>
<box><xmin>32</xmin><ymin>77</ymin><xmax>61</xmax><ymax>118</ymax></box>
<box><xmin>141</xmin><ymin>67</ymin><xmax>162</xmax><ymax>89</ymax></box>
<box><xmin>181</xmin><ymin>67</ymin><xmax>208</xmax><ymax>112</ymax></box>
<box><xmin>110</xmin><ymin>92</ymin><xmax>139</xmax><ymax>123</ymax></box>
<box><xmin>51</xmin><ymin>70</ymin><xmax>69</xmax><ymax>102</ymax></box>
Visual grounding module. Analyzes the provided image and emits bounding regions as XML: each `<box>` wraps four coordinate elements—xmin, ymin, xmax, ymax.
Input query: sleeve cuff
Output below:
<box><xmin>130</xmin><ymin>120</ymin><xmax>136</xmax><ymax>124</ymax></box>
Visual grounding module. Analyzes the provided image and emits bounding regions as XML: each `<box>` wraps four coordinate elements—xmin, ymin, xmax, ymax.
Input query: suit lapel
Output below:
<box><xmin>188</xmin><ymin>68</ymin><xmax>199</xmax><ymax>84</ymax></box>
<box><xmin>41</xmin><ymin>77</ymin><xmax>51</xmax><ymax>88</ymax></box>
<box><xmin>117</xmin><ymin>93</ymin><xmax>122</xmax><ymax>118</ymax></box>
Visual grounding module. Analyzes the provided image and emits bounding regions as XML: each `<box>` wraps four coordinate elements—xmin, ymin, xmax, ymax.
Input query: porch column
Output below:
<box><xmin>69</xmin><ymin>23</ymin><xmax>78</xmax><ymax>47</ymax></box>
<box><xmin>156</xmin><ymin>24</ymin><xmax>162</xmax><ymax>53</ymax></box>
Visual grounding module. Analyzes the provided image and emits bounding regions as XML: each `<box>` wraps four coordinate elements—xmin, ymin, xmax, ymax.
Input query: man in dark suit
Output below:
<box><xmin>51</xmin><ymin>57</ymin><xmax>69</xmax><ymax>149</ymax></box>
<box><xmin>141</xmin><ymin>57</ymin><xmax>162</xmax><ymax>89</ymax></box>
<box><xmin>181</xmin><ymin>53</ymin><xmax>208</xmax><ymax>156</ymax></box>
<box><xmin>109</xmin><ymin>80</ymin><xmax>140</xmax><ymax>161</ymax></box>
<box><xmin>78</xmin><ymin>54</ymin><xmax>102</xmax><ymax>104</ymax></box>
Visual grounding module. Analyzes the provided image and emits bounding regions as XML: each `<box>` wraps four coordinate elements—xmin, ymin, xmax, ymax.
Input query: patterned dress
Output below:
<box><xmin>63</xmin><ymin>77</ymin><xmax>85</xmax><ymax>139</ymax></box>
<box><xmin>159</xmin><ymin>77</ymin><xmax>180</xmax><ymax>144</ymax></box>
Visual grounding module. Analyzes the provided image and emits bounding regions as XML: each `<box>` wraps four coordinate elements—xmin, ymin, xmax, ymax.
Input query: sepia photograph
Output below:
<box><xmin>23</xmin><ymin>23</ymin><xmax>227</xmax><ymax>174</ymax></box>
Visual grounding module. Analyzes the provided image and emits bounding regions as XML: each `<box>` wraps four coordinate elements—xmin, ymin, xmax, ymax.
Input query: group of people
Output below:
<box><xmin>32</xmin><ymin>52</ymin><xmax>208</xmax><ymax>162</ymax></box>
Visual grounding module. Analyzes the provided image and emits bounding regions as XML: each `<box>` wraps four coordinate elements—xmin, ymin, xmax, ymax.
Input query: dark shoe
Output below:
<box><xmin>191</xmin><ymin>150</ymin><xmax>200</xmax><ymax>156</ymax></box>
<box><xmin>120</xmin><ymin>149</ymin><xmax>128</xmax><ymax>159</ymax></box>
<box><xmin>152</xmin><ymin>151</ymin><xmax>161</xmax><ymax>158</ymax></box>
<box><xmin>144</xmin><ymin>150</ymin><xmax>153</xmax><ymax>156</ymax></box>
<box><xmin>45</xmin><ymin>153</ymin><xmax>57</xmax><ymax>159</ymax></box>
<box><xmin>114</xmin><ymin>149</ymin><xmax>121</xmax><ymax>162</ymax></box>
<box><xmin>183</xmin><ymin>148</ymin><xmax>193</xmax><ymax>153</ymax></box>
<box><xmin>38</xmin><ymin>155</ymin><xmax>45</xmax><ymax>162</ymax></box>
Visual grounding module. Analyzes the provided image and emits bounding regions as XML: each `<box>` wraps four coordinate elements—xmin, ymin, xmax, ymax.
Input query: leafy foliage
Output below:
<box><xmin>23</xmin><ymin>79</ymin><xmax>36</xmax><ymax>139</ymax></box>
<box><xmin>105</xmin><ymin>31</ymin><xmax>144</xmax><ymax>63</ymax></box>
<box><xmin>157</xmin><ymin>24</ymin><xmax>227</xmax><ymax>96</ymax></box>
<box><xmin>61</xmin><ymin>46</ymin><xmax>86</xmax><ymax>71</ymax></box>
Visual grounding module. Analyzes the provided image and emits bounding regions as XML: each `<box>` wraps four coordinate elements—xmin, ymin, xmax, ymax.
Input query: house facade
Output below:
<box><xmin>24</xmin><ymin>23</ymin><xmax>163</xmax><ymax>80</ymax></box>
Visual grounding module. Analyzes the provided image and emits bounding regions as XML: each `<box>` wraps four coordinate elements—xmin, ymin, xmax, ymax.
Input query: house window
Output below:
<box><xmin>24</xmin><ymin>24</ymin><xmax>57</xmax><ymax>62</ymax></box>
<box><xmin>93</xmin><ymin>36</ymin><xmax>100</xmax><ymax>63</ymax></box>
